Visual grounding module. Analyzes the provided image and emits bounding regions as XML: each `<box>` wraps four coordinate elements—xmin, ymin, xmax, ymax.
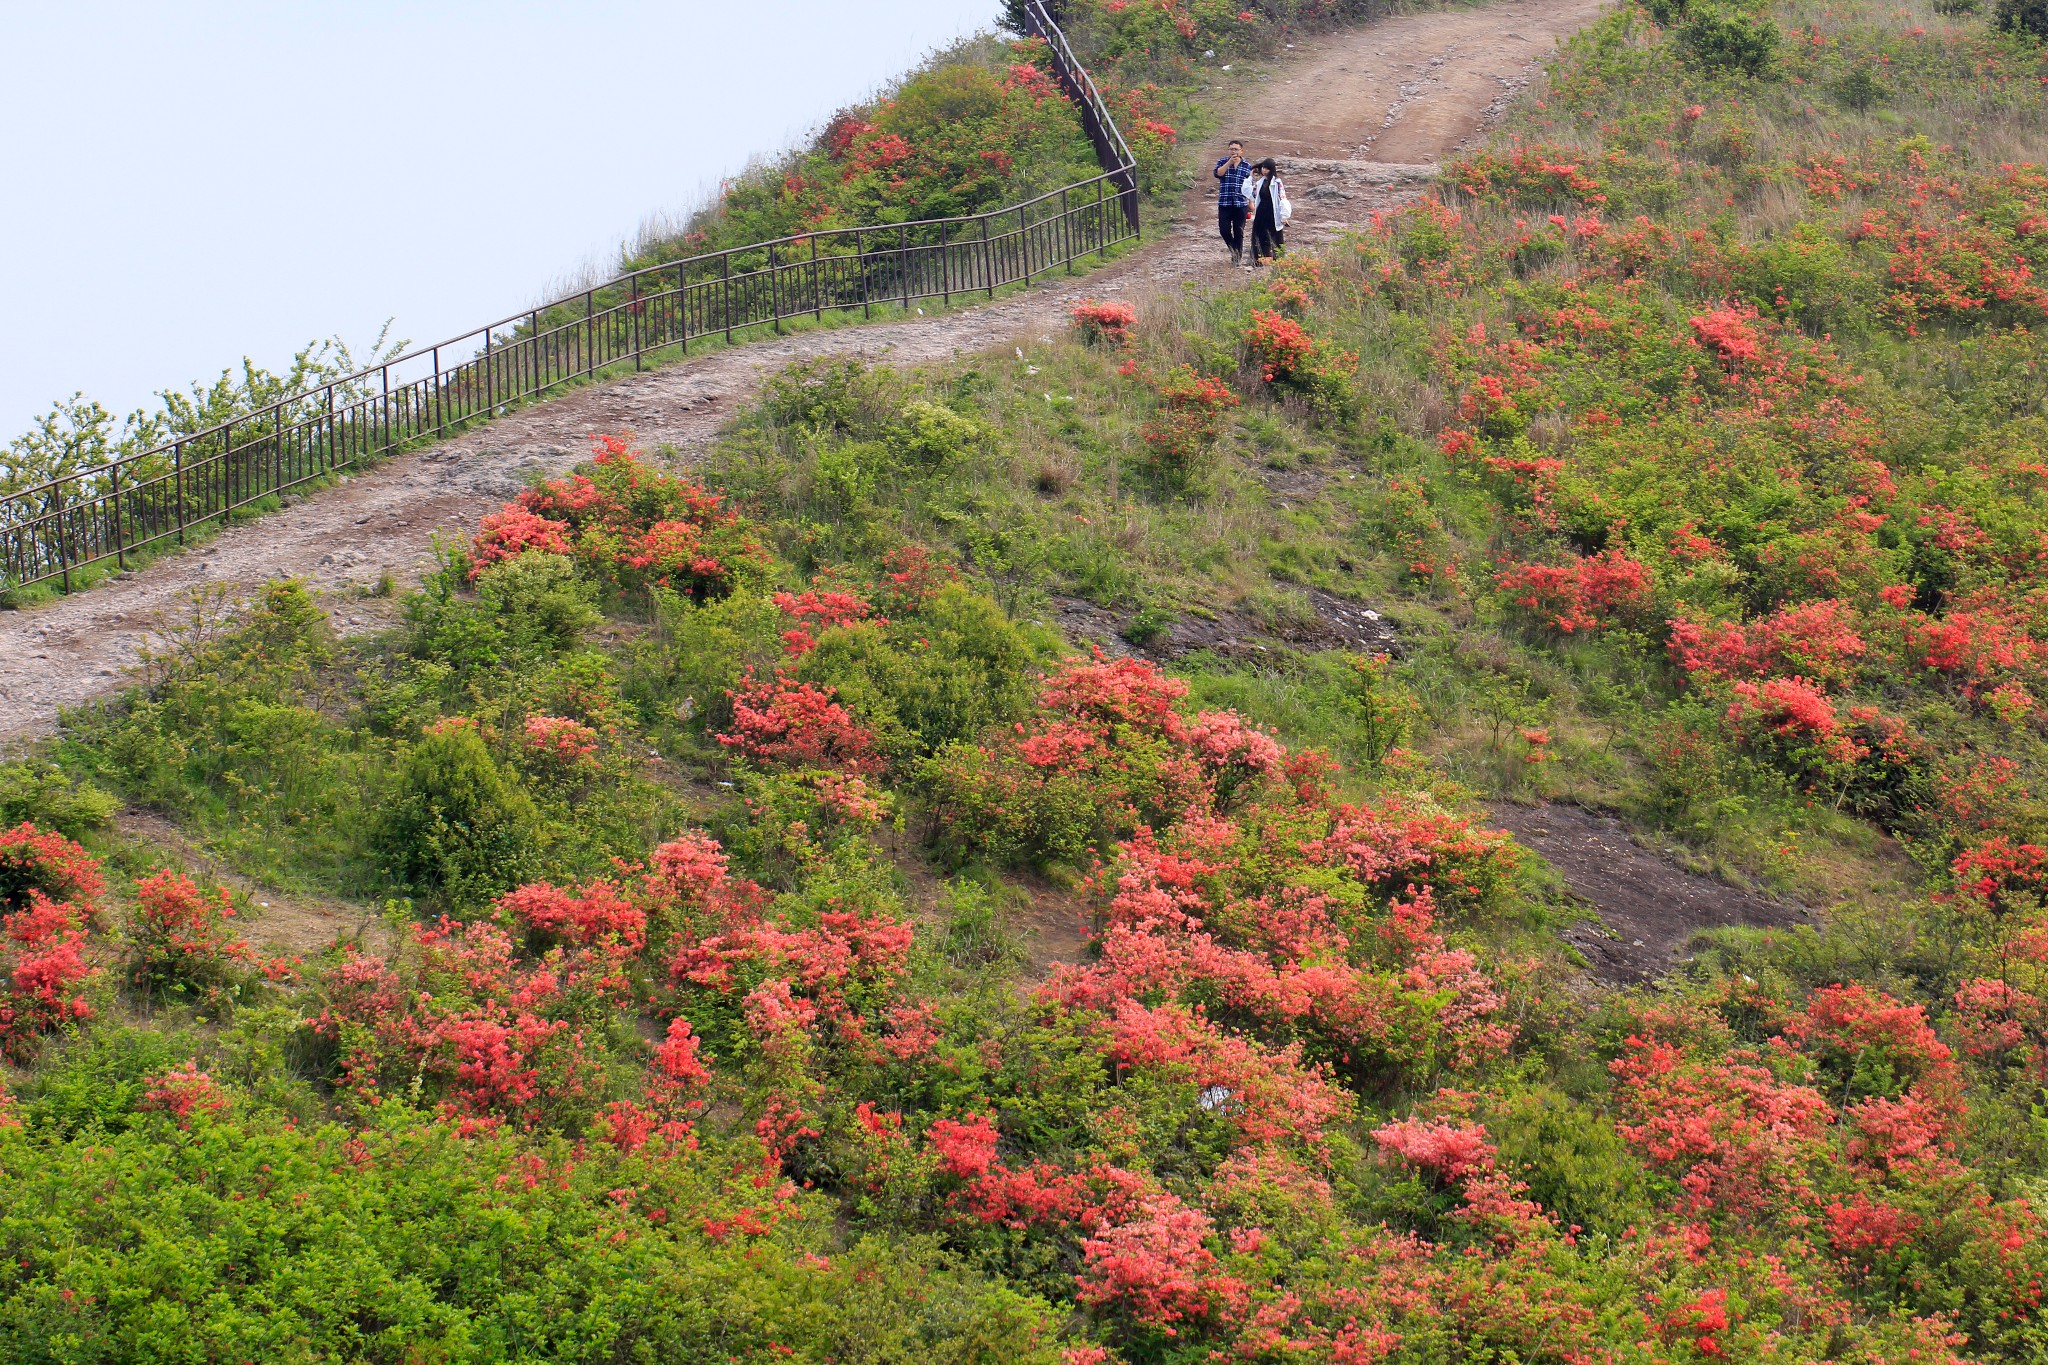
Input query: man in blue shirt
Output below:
<box><xmin>1214</xmin><ymin>140</ymin><xmax>1252</xmax><ymax>265</ymax></box>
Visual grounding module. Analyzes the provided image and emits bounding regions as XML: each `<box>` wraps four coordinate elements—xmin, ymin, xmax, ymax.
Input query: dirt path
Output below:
<box><xmin>1488</xmin><ymin>803</ymin><xmax>1814</xmax><ymax>985</ymax></box>
<box><xmin>0</xmin><ymin>0</ymin><xmax>1604</xmax><ymax>747</ymax></box>
<box><xmin>113</xmin><ymin>809</ymin><xmax>391</xmax><ymax>958</ymax></box>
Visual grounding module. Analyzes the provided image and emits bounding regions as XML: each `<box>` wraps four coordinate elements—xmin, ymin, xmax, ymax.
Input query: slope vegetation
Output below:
<box><xmin>5</xmin><ymin>2</ymin><xmax>2048</xmax><ymax>1364</ymax></box>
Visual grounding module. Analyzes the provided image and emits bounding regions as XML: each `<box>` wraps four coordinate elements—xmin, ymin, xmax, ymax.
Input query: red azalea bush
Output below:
<box><xmin>127</xmin><ymin>871</ymin><xmax>256</xmax><ymax>1004</ymax></box>
<box><xmin>719</xmin><ymin>672</ymin><xmax>882</xmax><ymax>774</ymax></box>
<box><xmin>1449</xmin><ymin>143</ymin><xmax>1611</xmax><ymax>208</ymax></box>
<box><xmin>315</xmin><ymin>922</ymin><xmax>618</xmax><ymax>1131</ymax></box>
<box><xmin>1135</xmin><ymin>363</ymin><xmax>1240</xmax><ymax>484</ymax></box>
<box><xmin>140</xmin><ymin>1061</ymin><xmax>231</xmax><ymax>1129</ymax></box>
<box><xmin>1495</xmin><ymin>547</ymin><xmax>1651</xmax><ymax>633</ymax></box>
<box><xmin>521</xmin><ymin>714</ymin><xmax>601</xmax><ymax>768</ymax></box>
<box><xmin>1070</xmin><ymin>299</ymin><xmax>1138</xmax><ymax>348</ymax></box>
<box><xmin>472</xmin><ymin>434</ymin><xmax>770</xmax><ymax>599</ymax></box>
<box><xmin>1244</xmin><ymin>310</ymin><xmax>1358</xmax><ymax>415</ymax></box>
<box><xmin>0</xmin><ymin>823</ymin><xmax>101</xmax><ymax>1060</ymax></box>
<box><xmin>773</xmin><ymin>584</ymin><xmax>876</xmax><ymax>656</ymax></box>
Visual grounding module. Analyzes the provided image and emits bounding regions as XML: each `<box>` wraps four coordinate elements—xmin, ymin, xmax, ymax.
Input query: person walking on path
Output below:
<box><xmin>1246</xmin><ymin>157</ymin><xmax>1290</xmax><ymax>268</ymax></box>
<box><xmin>1213</xmin><ymin>140</ymin><xmax>1253</xmax><ymax>265</ymax></box>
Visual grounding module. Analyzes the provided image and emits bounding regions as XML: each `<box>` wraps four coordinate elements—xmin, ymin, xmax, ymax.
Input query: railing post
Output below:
<box><xmin>53</xmin><ymin>482</ymin><xmax>68</xmax><ymax>593</ymax></box>
<box><xmin>379</xmin><ymin>367</ymin><xmax>390</xmax><ymax>457</ymax></box>
<box><xmin>942</xmin><ymin>223</ymin><xmax>952</xmax><ymax>306</ymax></box>
<box><xmin>226</xmin><ymin>417</ymin><xmax>237</xmax><ymax>508</ymax></box>
<box><xmin>770</xmin><ymin>242</ymin><xmax>782</xmax><ymax>336</ymax></box>
<box><xmin>1097</xmin><ymin>178</ymin><xmax>1108</xmax><ymax>257</ymax></box>
<box><xmin>485</xmin><ymin>329</ymin><xmax>495</xmax><ymax>413</ymax></box>
<box><xmin>530</xmin><ymin>311</ymin><xmax>541</xmax><ymax>397</ymax></box>
<box><xmin>860</xmin><ymin>229</ymin><xmax>872</xmax><ymax>319</ymax></box>
<box><xmin>113</xmin><ymin>469</ymin><xmax>127</xmax><ymax>571</ymax></box>
<box><xmin>900</xmin><ymin>225</ymin><xmax>911</xmax><ymax>311</ymax></box>
<box><xmin>431</xmin><ymin>347</ymin><xmax>441</xmax><ymax>433</ymax></box>
<box><xmin>174</xmin><ymin>441</ymin><xmax>185</xmax><ymax>545</ymax></box>
<box><xmin>1063</xmin><ymin>186</ymin><xmax>1074</xmax><ymax>274</ymax></box>
<box><xmin>585</xmin><ymin>291</ymin><xmax>595</xmax><ymax>377</ymax></box>
<box><xmin>678</xmin><ymin>262</ymin><xmax>690</xmax><ymax>354</ymax></box>
<box><xmin>723</xmin><ymin>251</ymin><xmax>733</xmax><ymax>344</ymax></box>
<box><xmin>982</xmin><ymin>214</ymin><xmax>994</xmax><ymax>297</ymax></box>
<box><xmin>632</xmin><ymin>274</ymin><xmax>644</xmax><ymax>372</ymax></box>
<box><xmin>811</xmin><ymin>235</ymin><xmax>823</xmax><ymax>321</ymax></box>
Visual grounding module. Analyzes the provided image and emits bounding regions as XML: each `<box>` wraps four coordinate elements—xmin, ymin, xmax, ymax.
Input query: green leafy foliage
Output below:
<box><xmin>16</xmin><ymin>3</ymin><xmax>2048</xmax><ymax>1362</ymax></box>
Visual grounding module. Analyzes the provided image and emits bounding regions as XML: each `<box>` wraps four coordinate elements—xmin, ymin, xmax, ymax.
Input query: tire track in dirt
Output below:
<box><xmin>0</xmin><ymin>0</ymin><xmax>1605</xmax><ymax>746</ymax></box>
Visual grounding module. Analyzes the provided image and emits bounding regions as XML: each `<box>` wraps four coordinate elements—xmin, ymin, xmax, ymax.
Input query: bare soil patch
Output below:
<box><xmin>1008</xmin><ymin>875</ymin><xmax>1095</xmax><ymax>980</ymax></box>
<box><xmin>0</xmin><ymin>0</ymin><xmax>1606</xmax><ymax>746</ymax></box>
<box><xmin>1046</xmin><ymin>586</ymin><xmax>1399</xmax><ymax>663</ymax></box>
<box><xmin>1488</xmin><ymin>801</ymin><xmax>1814</xmax><ymax>985</ymax></box>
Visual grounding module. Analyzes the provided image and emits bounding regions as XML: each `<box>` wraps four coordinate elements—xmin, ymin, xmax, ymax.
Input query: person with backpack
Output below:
<box><xmin>1246</xmin><ymin>158</ymin><xmax>1290</xmax><ymax>268</ymax></box>
<box><xmin>1213</xmin><ymin>140</ymin><xmax>1254</xmax><ymax>265</ymax></box>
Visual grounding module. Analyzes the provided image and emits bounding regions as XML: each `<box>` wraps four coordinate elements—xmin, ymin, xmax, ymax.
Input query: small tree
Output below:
<box><xmin>1836</xmin><ymin>64</ymin><xmax>1887</xmax><ymax>111</ymax></box>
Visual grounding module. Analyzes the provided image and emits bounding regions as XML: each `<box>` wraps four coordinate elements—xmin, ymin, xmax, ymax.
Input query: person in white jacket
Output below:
<box><xmin>1245</xmin><ymin>158</ymin><xmax>1290</xmax><ymax>268</ymax></box>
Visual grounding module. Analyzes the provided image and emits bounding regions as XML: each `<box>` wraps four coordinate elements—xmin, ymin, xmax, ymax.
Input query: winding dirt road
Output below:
<box><xmin>0</xmin><ymin>0</ymin><xmax>1606</xmax><ymax>746</ymax></box>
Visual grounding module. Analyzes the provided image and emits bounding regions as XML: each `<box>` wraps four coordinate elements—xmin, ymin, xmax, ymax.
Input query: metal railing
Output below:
<box><xmin>0</xmin><ymin>0</ymin><xmax>1136</xmax><ymax>592</ymax></box>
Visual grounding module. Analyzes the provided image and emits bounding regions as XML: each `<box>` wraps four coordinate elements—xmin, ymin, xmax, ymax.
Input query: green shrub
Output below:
<box><xmin>1122</xmin><ymin>605</ymin><xmax>1178</xmax><ymax>648</ymax></box>
<box><xmin>474</xmin><ymin>551</ymin><xmax>602</xmax><ymax>649</ymax></box>
<box><xmin>802</xmin><ymin>585</ymin><xmax>1039</xmax><ymax>760</ymax></box>
<box><xmin>1835</xmin><ymin>63</ymin><xmax>1887</xmax><ymax>111</ymax></box>
<box><xmin>15</xmin><ymin>1027</ymin><xmax>189</xmax><ymax>1138</ymax></box>
<box><xmin>371</xmin><ymin>722</ymin><xmax>545</xmax><ymax>906</ymax></box>
<box><xmin>0</xmin><ymin>1112</ymin><xmax>1064</xmax><ymax>1364</ymax></box>
<box><xmin>1676</xmin><ymin>5</ymin><xmax>1779</xmax><ymax>74</ymax></box>
<box><xmin>762</xmin><ymin>358</ymin><xmax>905</xmax><ymax>437</ymax></box>
<box><xmin>1997</xmin><ymin>0</ymin><xmax>2048</xmax><ymax>34</ymax></box>
<box><xmin>0</xmin><ymin>761</ymin><xmax>117</xmax><ymax>838</ymax></box>
<box><xmin>886</xmin><ymin>400</ymin><xmax>993</xmax><ymax>470</ymax></box>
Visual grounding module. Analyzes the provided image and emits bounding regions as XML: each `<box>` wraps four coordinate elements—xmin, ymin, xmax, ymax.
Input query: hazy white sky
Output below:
<box><xmin>0</xmin><ymin>0</ymin><xmax>1002</xmax><ymax>437</ymax></box>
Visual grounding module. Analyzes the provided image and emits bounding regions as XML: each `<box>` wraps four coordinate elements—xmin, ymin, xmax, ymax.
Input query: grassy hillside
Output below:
<box><xmin>6</xmin><ymin>1</ymin><xmax>2048</xmax><ymax>1362</ymax></box>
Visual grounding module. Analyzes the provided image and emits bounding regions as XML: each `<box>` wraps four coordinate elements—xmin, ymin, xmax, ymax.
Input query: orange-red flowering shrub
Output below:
<box><xmin>1495</xmin><ymin>548</ymin><xmax>1651</xmax><ymax>633</ymax></box>
<box><xmin>719</xmin><ymin>672</ymin><xmax>881</xmax><ymax>774</ymax></box>
<box><xmin>140</xmin><ymin>1062</ymin><xmax>230</xmax><ymax>1129</ymax></box>
<box><xmin>127</xmin><ymin>871</ymin><xmax>255</xmax><ymax>1003</ymax></box>
<box><xmin>1070</xmin><ymin>299</ymin><xmax>1137</xmax><ymax>348</ymax></box>
<box><xmin>1130</xmin><ymin>362</ymin><xmax>1239</xmax><ymax>484</ymax></box>
<box><xmin>472</xmin><ymin>434</ymin><xmax>770</xmax><ymax>599</ymax></box>
<box><xmin>0</xmin><ymin>824</ymin><xmax>100</xmax><ymax>1060</ymax></box>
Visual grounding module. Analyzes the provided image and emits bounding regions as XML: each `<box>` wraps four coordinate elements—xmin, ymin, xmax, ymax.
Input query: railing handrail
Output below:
<box><xmin>1</xmin><ymin>0</ymin><xmax>1139</xmax><ymax>590</ymax></box>
<box><xmin>1025</xmin><ymin>0</ymin><xmax>1137</xmax><ymax>184</ymax></box>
